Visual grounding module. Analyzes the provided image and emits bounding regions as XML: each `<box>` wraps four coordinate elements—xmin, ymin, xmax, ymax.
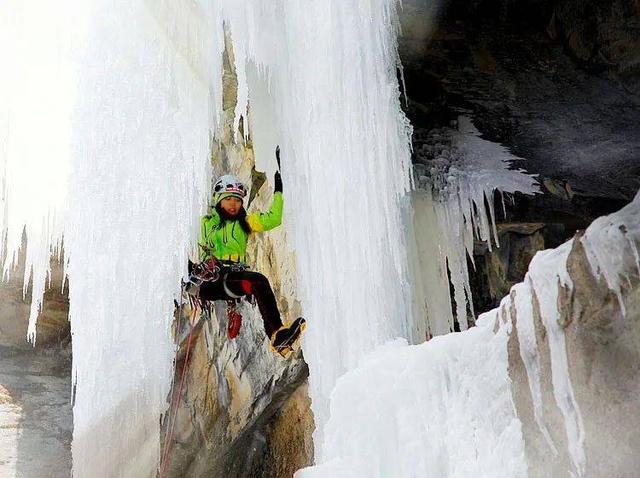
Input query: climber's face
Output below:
<box><xmin>220</xmin><ymin>196</ymin><xmax>242</xmax><ymax>217</ymax></box>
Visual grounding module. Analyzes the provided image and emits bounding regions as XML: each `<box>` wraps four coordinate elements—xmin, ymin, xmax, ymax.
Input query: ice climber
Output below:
<box><xmin>192</xmin><ymin>153</ymin><xmax>305</xmax><ymax>357</ymax></box>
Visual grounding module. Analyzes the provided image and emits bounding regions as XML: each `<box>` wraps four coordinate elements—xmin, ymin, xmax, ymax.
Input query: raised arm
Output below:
<box><xmin>247</xmin><ymin>169</ymin><xmax>283</xmax><ymax>232</ymax></box>
<box><xmin>247</xmin><ymin>191</ymin><xmax>283</xmax><ymax>232</ymax></box>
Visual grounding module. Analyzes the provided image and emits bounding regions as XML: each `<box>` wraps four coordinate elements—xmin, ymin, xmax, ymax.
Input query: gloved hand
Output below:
<box><xmin>274</xmin><ymin>170</ymin><xmax>283</xmax><ymax>193</ymax></box>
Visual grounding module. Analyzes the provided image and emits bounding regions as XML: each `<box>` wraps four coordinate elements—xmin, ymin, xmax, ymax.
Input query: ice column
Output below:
<box><xmin>2</xmin><ymin>1</ymin><xmax>225</xmax><ymax>475</ymax></box>
<box><xmin>64</xmin><ymin>2</ymin><xmax>224</xmax><ymax>475</ymax></box>
<box><xmin>0</xmin><ymin>1</ymin><xmax>82</xmax><ymax>341</ymax></box>
<box><xmin>223</xmin><ymin>0</ymin><xmax>415</xmax><ymax>453</ymax></box>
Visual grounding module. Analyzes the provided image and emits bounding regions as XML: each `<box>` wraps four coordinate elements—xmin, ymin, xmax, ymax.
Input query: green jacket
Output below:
<box><xmin>199</xmin><ymin>192</ymin><xmax>283</xmax><ymax>263</ymax></box>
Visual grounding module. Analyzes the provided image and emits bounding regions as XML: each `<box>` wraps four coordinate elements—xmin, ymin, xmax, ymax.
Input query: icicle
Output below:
<box><xmin>580</xmin><ymin>191</ymin><xmax>640</xmax><ymax>315</ymax></box>
<box><xmin>512</xmin><ymin>280</ymin><xmax>558</xmax><ymax>455</ymax></box>
<box><xmin>526</xmin><ymin>242</ymin><xmax>586</xmax><ymax>477</ymax></box>
<box><xmin>412</xmin><ymin>115</ymin><xmax>538</xmax><ymax>335</ymax></box>
<box><xmin>0</xmin><ymin>1</ymin><xmax>79</xmax><ymax>341</ymax></box>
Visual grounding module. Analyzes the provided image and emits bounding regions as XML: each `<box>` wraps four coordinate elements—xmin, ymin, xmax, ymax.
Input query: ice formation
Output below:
<box><xmin>411</xmin><ymin>116</ymin><xmax>539</xmax><ymax>336</ymax></box>
<box><xmin>3</xmin><ymin>1</ymin><xmax>223</xmax><ymax>475</ymax></box>
<box><xmin>3</xmin><ymin>0</ymin><xmax>414</xmax><ymax>473</ymax></box>
<box><xmin>0</xmin><ymin>2</ymin><xmax>80</xmax><ymax>341</ymax></box>
<box><xmin>297</xmin><ymin>311</ymin><xmax>528</xmax><ymax>478</ymax></box>
<box><xmin>299</xmin><ymin>191</ymin><xmax>640</xmax><ymax>478</ymax></box>
<box><xmin>223</xmin><ymin>0</ymin><xmax>416</xmax><ymax>452</ymax></box>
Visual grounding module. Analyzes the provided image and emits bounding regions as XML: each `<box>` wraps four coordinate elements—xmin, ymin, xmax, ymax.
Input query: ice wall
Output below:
<box><xmin>223</xmin><ymin>0</ymin><xmax>416</xmax><ymax>453</ymax></box>
<box><xmin>4</xmin><ymin>0</ymin><xmax>415</xmax><ymax>473</ymax></box>
<box><xmin>2</xmin><ymin>1</ymin><xmax>224</xmax><ymax>476</ymax></box>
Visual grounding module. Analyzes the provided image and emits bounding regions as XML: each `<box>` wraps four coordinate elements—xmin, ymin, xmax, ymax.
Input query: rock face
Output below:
<box><xmin>400</xmin><ymin>0</ymin><xmax>640</xmax><ymax>201</ymax></box>
<box><xmin>162</xmin><ymin>39</ymin><xmax>314</xmax><ymax>478</ymax></box>
<box><xmin>507</xmin><ymin>233</ymin><xmax>640</xmax><ymax>477</ymax></box>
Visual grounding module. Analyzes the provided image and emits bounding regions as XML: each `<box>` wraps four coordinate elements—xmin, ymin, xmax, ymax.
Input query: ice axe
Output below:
<box><xmin>275</xmin><ymin>145</ymin><xmax>281</xmax><ymax>171</ymax></box>
<box><xmin>274</xmin><ymin>146</ymin><xmax>283</xmax><ymax>193</ymax></box>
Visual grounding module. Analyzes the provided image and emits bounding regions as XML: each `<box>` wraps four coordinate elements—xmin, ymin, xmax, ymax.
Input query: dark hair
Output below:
<box><xmin>215</xmin><ymin>203</ymin><xmax>252</xmax><ymax>234</ymax></box>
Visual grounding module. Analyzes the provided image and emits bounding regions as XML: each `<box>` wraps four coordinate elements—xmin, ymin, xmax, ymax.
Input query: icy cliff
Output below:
<box><xmin>2</xmin><ymin>0</ymin><xmax>412</xmax><ymax>475</ymax></box>
<box><xmin>2</xmin><ymin>1</ymin><xmax>640</xmax><ymax>477</ymax></box>
<box><xmin>298</xmin><ymin>193</ymin><xmax>640</xmax><ymax>477</ymax></box>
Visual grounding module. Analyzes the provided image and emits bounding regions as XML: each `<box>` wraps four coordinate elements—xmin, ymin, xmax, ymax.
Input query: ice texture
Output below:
<box><xmin>2</xmin><ymin>1</ymin><xmax>223</xmax><ymax>475</ymax></box>
<box><xmin>411</xmin><ymin>116</ymin><xmax>539</xmax><ymax>335</ymax></box>
<box><xmin>296</xmin><ymin>313</ymin><xmax>528</xmax><ymax>478</ymax></box>
<box><xmin>222</xmin><ymin>0</ymin><xmax>416</xmax><ymax>453</ymax></box>
<box><xmin>3</xmin><ymin>0</ymin><xmax>414</xmax><ymax>471</ymax></box>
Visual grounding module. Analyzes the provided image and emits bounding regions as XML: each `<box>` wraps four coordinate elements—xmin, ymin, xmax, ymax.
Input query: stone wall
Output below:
<box><xmin>508</xmin><ymin>234</ymin><xmax>640</xmax><ymax>477</ymax></box>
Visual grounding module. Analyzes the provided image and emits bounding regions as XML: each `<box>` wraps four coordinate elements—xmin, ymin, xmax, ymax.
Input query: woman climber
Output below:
<box><xmin>192</xmin><ymin>152</ymin><xmax>304</xmax><ymax>357</ymax></box>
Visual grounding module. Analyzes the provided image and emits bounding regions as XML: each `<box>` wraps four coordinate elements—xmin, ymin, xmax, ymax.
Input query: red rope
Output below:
<box><xmin>158</xmin><ymin>299</ymin><xmax>199</xmax><ymax>478</ymax></box>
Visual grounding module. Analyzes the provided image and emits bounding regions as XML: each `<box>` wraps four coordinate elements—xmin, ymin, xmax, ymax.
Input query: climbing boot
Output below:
<box><xmin>270</xmin><ymin>318</ymin><xmax>306</xmax><ymax>357</ymax></box>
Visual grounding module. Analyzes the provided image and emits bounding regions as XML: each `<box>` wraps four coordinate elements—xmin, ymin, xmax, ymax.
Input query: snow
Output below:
<box><xmin>296</xmin><ymin>313</ymin><xmax>528</xmax><ymax>478</ymax></box>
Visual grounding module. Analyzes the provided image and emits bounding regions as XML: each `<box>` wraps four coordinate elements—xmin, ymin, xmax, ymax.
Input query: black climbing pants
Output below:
<box><xmin>199</xmin><ymin>270</ymin><xmax>283</xmax><ymax>338</ymax></box>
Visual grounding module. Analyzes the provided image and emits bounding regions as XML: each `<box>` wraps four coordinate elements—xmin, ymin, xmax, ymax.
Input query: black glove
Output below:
<box><xmin>274</xmin><ymin>170</ymin><xmax>283</xmax><ymax>193</ymax></box>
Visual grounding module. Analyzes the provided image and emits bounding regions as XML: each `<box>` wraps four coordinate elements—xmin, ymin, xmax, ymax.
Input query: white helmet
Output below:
<box><xmin>213</xmin><ymin>174</ymin><xmax>247</xmax><ymax>204</ymax></box>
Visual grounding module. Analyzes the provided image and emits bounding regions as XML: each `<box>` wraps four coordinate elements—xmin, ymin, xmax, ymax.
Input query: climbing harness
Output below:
<box><xmin>185</xmin><ymin>258</ymin><xmax>220</xmax><ymax>296</ymax></box>
<box><xmin>187</xmin><ymin>259</ymin><xmax>250</xmax><ymax>339</ymax></box>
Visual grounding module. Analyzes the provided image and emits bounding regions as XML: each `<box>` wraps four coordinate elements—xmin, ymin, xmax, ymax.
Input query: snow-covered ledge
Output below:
<box><xmin>298</xmin><ymin>192</ymin><xmax>640</xmax><ymax>478</ymax></box>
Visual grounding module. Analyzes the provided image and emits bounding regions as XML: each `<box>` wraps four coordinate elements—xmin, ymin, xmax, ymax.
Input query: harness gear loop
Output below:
<box><xmin>186</xmin><ymin>258</ymin><xmax>221</xmax><ymax>295</ymax></box>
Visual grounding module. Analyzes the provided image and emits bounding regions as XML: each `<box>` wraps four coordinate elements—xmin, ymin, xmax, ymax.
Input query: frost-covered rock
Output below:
<box><xmin>299</xmin><ymin>192</ymin><xmax>640</xmax><ymax>478</ymax></box>
<box><xmin>508</xmin><ymin>199</ymin><xmax>640</xmax><ymax>477</ymax></box>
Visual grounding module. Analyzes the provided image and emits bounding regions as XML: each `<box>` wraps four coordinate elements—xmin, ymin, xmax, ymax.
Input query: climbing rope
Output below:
<box><xmin>158</xmin><ymin>293</ymin><xmax>200</xmax><ymax>478</ymax></box>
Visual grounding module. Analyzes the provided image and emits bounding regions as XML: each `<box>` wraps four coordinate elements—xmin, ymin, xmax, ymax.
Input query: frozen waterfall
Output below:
<box><xmin>2</xmin><ymin>1</ymin><xmax>636</xmax><ymax>477</ymax></box>
<box><xmin>2</xmin><ymin>0</ymin><xmax>413</xmax><ymax>474</ymax></box>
